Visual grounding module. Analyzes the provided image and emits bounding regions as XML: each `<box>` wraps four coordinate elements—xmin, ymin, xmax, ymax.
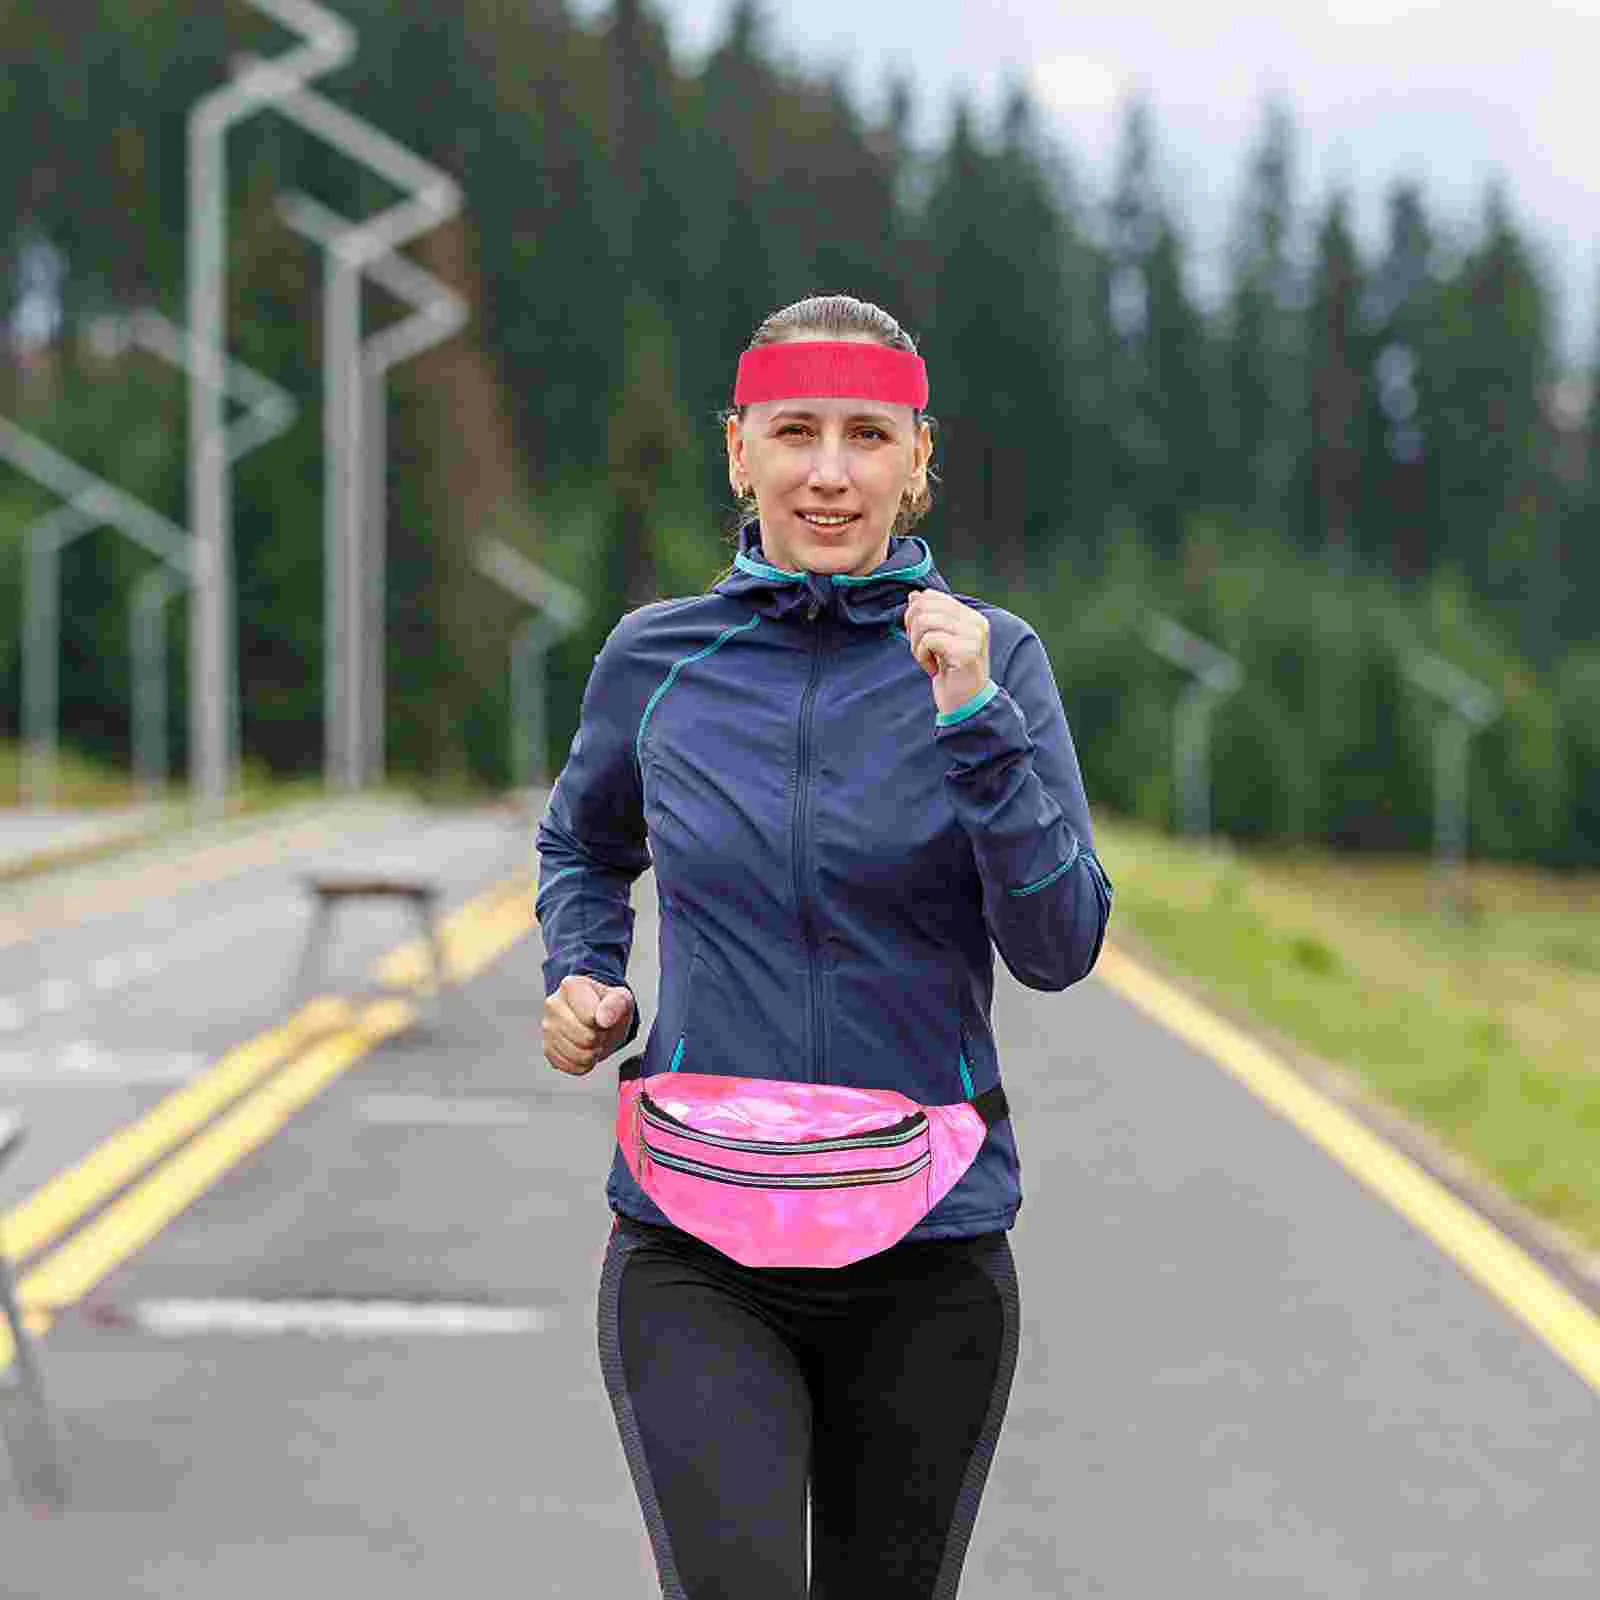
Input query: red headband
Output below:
<box><xmin>733</xmin><ymin>341</ymin><xmax>929</xmax><ymax>409</ymax></box>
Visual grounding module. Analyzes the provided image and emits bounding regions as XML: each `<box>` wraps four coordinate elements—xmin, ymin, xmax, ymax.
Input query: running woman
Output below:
<box><xmin>536</xmin><ymin>293</ymin><xmax>1112</xmax><ymax>1598</ymax></box>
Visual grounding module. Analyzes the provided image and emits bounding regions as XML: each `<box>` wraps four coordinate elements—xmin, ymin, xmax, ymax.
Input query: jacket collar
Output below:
<box><xmin>714</xmin><ymin>521</ymin><xmax>950</xmax><ymax>627</ymax></box>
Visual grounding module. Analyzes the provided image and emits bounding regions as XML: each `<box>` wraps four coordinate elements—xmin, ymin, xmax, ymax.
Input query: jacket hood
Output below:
<box><xmin>713</xmin><ymin>521</ymin><xmax>952</xmax><ymax>627</ymax></box>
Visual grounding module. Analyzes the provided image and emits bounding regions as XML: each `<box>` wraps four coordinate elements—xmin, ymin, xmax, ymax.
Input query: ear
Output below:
<box><xmin>909</xmin><ymin>419</ymin><xmax>933</xmax><ymax>492</ymax></box>
<box><xmin>725</xmin><ymin>413</ymin><xmax>746</xmax><ymax>493</ymax></box>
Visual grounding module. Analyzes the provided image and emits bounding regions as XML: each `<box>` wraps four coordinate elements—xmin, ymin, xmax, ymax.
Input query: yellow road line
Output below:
<box><xmin>2</xmin><ymin>998</ymin><xmax>350</xmax><ymax>1266</ymax></box>
<box><xmin>0</xmin><ymin>874</ymin><xmax>535</xmax><ymax>1361</ymax></box>
<box><xmin>1</xmin><ymin>875</ymin><xmax>528</xmax><ymax>1274</ymax></box>
<box><xmin>19</xmin><ymin>999</ymin><xmax>417</xmax><ymax>1310</ymax></box>
<box><xmin>1094</xmin><ymin>942</ymin><xmax>1600</xmax><ymax>1398</ymax></box>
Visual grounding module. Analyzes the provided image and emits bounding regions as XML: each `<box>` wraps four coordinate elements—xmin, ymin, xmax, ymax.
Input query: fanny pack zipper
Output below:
<box><xmin>640</xmin><ymin>1143</ymin><xmax>932</xmax><ymax>1189</ymax></box>
<box><xmin>639</xmin><ymin>1094</ymin><xmax>925</xmax><ymax>1155</ymax></box>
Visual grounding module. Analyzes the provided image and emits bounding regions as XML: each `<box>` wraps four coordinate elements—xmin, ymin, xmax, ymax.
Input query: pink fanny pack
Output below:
<box><xmin>616</xmin><ymin>1058</ymin><xmax>1009</xmax><ymax>1268</ymax></box>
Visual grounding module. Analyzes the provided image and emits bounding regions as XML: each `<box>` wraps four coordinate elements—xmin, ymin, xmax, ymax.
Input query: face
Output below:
<box><xmin>726</xmin><ymin>338</ymin><xmax>932</xmax><ymax>578</ymax></box>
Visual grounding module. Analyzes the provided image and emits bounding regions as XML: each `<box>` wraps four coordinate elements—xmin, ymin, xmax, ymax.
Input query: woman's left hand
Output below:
<box><xmin>904</xmin><ymin>590</ymin><xmax>991</xmax><ymax>719</ymax></box>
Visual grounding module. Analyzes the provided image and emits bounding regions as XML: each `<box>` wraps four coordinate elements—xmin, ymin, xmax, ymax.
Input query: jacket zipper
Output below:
<box><xmin>793</xmin><ymin>620</ymin><xmax>826</xmax><ymax>1082</ymax></box>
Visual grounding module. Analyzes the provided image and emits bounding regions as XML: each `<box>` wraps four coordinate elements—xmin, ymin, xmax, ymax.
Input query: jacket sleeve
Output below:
<box><xmin>534</xmin><ymin>621</ymin><xmax>653</xmax><ymax>1038</ymax></box>
<box><xmin>936</xmin><ymin>626</ymin><xmax>1113</xmax><ymax>990</ymax></box>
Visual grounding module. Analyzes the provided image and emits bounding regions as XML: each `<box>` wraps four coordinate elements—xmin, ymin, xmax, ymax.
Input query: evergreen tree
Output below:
<box><xmin>917</xmin><ymin>91</ymin><xmax>1088</xmax><ymax>589</ymax></box>
<box><xmin>918</xmin><ymin>100</ymin><xmax>993</xmax><ymax>583</ymax></box>
<box><xmin>692</xmin><ymin>0</ymin><xmax>782</xmax><ymax>407</ymax></box>
<box><xmin>1570</xmin><ymin>259</ymin><xmax>1600</xmax><ymax>641</ymax></box>
<box><xmin>1432</xmin><ymin>185</ymin><xmax>1558</xmax><ymax>660</ymax></box>
<box><xmin>1358</xmin><ymin>182</ymin><xmax>1435</xmax><ymax>578</ymax></box>
<box><xmin>607</xmin><ymin>289</ymin><xmax>693</xmax><ymax>611</ymax></box>
<box><xmin>1102</xmin><ymin>99</ymin><xmax>1213</xmax><ymax>556</ymax></box>
<box><xmin>1307</xmin><ymin>191</ymin><xmax>1364</xmax><ymax>567</ymax></box>
<box><xmin>1223</xmin><ymin>99</ymin><xmax>1306</xmax><ymax>532</ymax></box>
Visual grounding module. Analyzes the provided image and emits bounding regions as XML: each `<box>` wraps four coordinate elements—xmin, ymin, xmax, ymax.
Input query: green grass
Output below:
<box><xmin>0</xmin><ymin>742</ymin><xmax>147</xmax><ymax>807</ymax></box>
<box><xmin>1096</xmin><ymin>816</ymin><xmax>1600</xmax><ymax>1252</ymax></box>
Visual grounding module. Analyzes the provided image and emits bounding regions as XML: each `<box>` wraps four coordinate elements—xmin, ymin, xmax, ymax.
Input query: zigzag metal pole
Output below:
<box><xmin>220</xmin><ymin>54</ymin><xmax>462</xmax><ymax>791</ymax></box>
<box><xmin>3</xmin><ymin>320</ymin><xmax>292</xmax><ymax>805</ymax></box>
<box><xmin>186</xmin><ymin>0</ymin><xmax>353</xmax><ymax>817</ymax></box>
<box><xmin>472</xmin><ymin>540</ymin><xmax>588</xmax><ymax>792</ymax></box>
<box><xmin>119</xmin><ymin>311</ymin><xmax>296</xmax><ymax>796</ymax></box>
<box><xmin>20</xmin><ymin>504</ymin><xmax>96</xmax><ymax>808</ymax></box>
<box><xmin>276</xmin><ymin>191</ymin><xmax>467</xmax><ymax>786</ymax></box>
<box><xmin>1</xmin><ymin>419</ymin><xmax>188</xmax><ymax>809</ymax></box>
<box><xmin>1405</xmin><ymin>652</ymin><xmax>1500</xmax><ymax>918</ymax></box>
<box><xmin>1146</xmin><ymin>614</ymin><xmax>1243</xmax><ymax>840</ymax></box>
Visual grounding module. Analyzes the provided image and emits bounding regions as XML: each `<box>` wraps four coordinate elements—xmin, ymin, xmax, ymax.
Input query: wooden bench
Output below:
<box><xmin>297</xmin><ymin>876</ymin><xmax>446</xmax><ymax>995</ymax></box>
<box><xmin>0</xmin><ymin>1114</ymin><xmax>68</xmax><ymax>1507</ymax></box>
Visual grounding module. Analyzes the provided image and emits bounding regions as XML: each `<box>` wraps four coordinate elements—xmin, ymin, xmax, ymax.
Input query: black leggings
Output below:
<box><xmin>597</xmin><ymin>1215</ymin><xmax>1021</xmax><ymax>1599</ymax></box>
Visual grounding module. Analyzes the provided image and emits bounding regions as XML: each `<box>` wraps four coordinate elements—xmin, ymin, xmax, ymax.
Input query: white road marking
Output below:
<box><xmin>0</xmin><ymin>1041</ymin><xmax>204</xmax><ymax>1082</ymax></box>
<box><xmin>89</xmin><ymin>956</ymin><xmax>125</xmax><ymax>989</ymax></box>
<box><xmin>2</xmin><ymin>898</ymin><xmax>309</xmax><ymax>1032</ymax></box>
<box><xmin>38</xmin><ymin>980</ymin><xmax>76</xmax><ymax>1014</ymax></box>
<box><xmin>129</xmin><ymin>1299</ymin><xmax>553</xmax><ymax>1337</ymax></box>
<box><xmin>354</xmin><ymin>1093</ymin><xmax>536</xmax><ymax>1127</ymax></box>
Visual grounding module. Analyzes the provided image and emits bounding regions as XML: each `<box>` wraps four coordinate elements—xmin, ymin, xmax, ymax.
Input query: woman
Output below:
<box><xmin>536</xmin><ymin>294</ymin><xmax>1112</xmax><ymax>1598</ymax></box>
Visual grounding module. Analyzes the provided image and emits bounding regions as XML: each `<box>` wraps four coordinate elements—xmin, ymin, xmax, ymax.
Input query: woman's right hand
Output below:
<box><xmin>543</xmin><ymin>973</ymin><xmax>636</xmax><ymax>1075</ymax></box>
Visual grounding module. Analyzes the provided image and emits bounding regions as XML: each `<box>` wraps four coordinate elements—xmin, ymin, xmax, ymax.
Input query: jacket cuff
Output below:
<box><xmin>934</xmin><ymin>683</ymin><xmax>1030</xmax><ymax>767</ymax></box>
<box><xmin>934</xmin><ymin>680</ymin><xmax>1000</xmax><ymax>727</ymax></box>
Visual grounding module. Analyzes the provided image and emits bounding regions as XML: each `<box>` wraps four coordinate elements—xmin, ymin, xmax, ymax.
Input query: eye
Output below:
<box><xmin>854</xmin><ymin>427</ymin><xmax>889</xmax><ymax>441</ymax></box>
<box><xmin>775</xmin><ymin>422</ymin><xmax>812</xmax><ymax>438</ymax></box>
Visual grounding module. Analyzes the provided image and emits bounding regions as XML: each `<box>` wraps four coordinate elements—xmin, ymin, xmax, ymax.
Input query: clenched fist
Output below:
<box><xmin>543</xmin><ymin>973</ymin><xmax>636</xmax><ymax>1075</ymax></box>
<box><xmin>904</xmin><ymin>589</ymin><xmax>991</xmax><ymax>718</ymax></box>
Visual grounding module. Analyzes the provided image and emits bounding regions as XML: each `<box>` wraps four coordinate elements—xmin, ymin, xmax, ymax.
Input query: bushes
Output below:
<box><xmin>1035</xmin><ymin>519</ymin><xmax>1594</xmax><ymax>867</ymax></box>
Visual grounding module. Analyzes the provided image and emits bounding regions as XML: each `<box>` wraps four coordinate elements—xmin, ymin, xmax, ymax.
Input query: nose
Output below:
<box><xmin>807</xmin><ymin>435</ymin><xmax>849</xmax><ymax>491</ymax></box>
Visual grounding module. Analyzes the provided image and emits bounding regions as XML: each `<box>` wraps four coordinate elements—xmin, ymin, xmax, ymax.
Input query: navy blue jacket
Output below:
<box><xmin>535</xmin><ymin>526</ymin><xmax>1113</xmax><ymax>1239</ymax></box>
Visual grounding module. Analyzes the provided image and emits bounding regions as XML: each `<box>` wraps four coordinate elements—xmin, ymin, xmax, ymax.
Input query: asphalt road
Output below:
<box><xmin>0</xmin><ymin>798</ymin><xmax>1595</xmax><ymax>1595</ymax></box>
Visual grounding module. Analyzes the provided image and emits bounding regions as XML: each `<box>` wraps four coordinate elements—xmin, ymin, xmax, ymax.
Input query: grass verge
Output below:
<box><xmin>1094</xmin><ymin>815</ymin><xmax>1600</xmax><ymax>1258</ymax></box>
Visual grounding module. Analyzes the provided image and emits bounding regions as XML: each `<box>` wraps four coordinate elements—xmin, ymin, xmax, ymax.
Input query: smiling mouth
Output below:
<box><xmin>796</xmin><ymin>511</ymin><xmax>859</xmax><ymax>528</ymax></box>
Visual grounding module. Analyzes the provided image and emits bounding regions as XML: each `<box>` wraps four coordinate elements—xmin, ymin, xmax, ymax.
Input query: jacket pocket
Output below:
<box><xmin>824</xmin><ymin>958</ymin><xmax>961</xmax><ymax>1104</ymax></box>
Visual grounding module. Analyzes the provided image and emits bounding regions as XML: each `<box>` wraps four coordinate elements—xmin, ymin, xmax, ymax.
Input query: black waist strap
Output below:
<box><xmin>969</xmin><ymin>1083</ymin><xmax>1010</xmax><ymax>1128</ymax></box>
<box><xmin>618</xmin><ymin>1056</ymin><xmax>1009</xmax><ymax>1126</ymax></box>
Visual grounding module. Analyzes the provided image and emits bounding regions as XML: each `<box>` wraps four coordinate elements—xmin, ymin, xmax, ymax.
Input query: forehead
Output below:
<box><xmin>742</xmin><ymin>395</ymin><xmax>914</xmax><ymax>426</ymax></box>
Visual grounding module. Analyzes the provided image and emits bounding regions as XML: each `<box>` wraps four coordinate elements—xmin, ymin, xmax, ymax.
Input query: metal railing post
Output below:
<box><xmin>1146</xmin><ymin>614</ymin><xmax>1244</xmax><ymax>839</ymax></box>
<box><xmin>1405</xmin><ymin>652</ymin><xmax>1500</xmax><ymax>918</ymax></box>
<box><xmin>472</xmin><ymin>540</ymin><xmax>588</xmax><ymax>792</ymax></box>
<box><xmin>186</xmin><ymin>0</ymin><xmax>353</xmax><ymax>817</ymax></box>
